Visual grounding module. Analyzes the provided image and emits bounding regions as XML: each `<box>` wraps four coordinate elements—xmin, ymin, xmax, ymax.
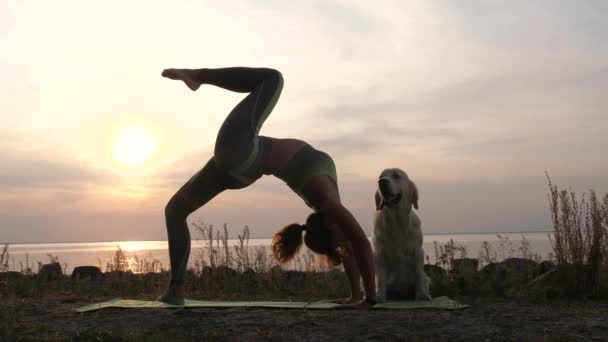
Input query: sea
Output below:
<box><xmin>2</xmin><ymin>232</ymin><xmax>554</xmax><ymax>274</ymax></box>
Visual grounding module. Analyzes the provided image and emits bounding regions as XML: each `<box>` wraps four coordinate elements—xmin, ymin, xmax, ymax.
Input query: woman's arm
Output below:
<box><xmin>347</xmin><ymin>233</ymin><xmax>377</xmax><ymax>303</ymax></box>
<box><xmin>339</xmin><ymin>241</ymin><xmax>363</xmax><ymax>301</ymax></box>
<box><xmin>325</xmin><ymin>204</ymin><xmax>377</xmax><ymax>303</ymax></box>
<box><xmin>302</xmin><ymin>175</ymin><xmax>377</xmax><ymax>305</ymax></box>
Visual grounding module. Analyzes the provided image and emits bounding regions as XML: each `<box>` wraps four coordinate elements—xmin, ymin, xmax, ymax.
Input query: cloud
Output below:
<box><xmin>0</xmin><ymin>211</ymin><xmax>165</xmax><ymax>243</ymax></box>
<box><xmin>0</xmin><ymin>133</ymin><xmax>116</xmax><ymax>189</ymax></box>
<box><xmin>0</xmin><ymin>155</ymin><xmax>113</xmax><ymax>189</ymax></box>
<box><xmin>146</xmin><ymin>147</ymin><xmax>215</xmax><ymax>189</ymax></box>
<box><xmin>0</xmin><ymin>2</ymin><xmax>13</xmax><ymax>40</ymax></box>
<box><xmin>442</xmin><ymin>0</ymin><xmax>608</xmax><ymax>51</ymax></box>
<box><xmin>1</xmin><ymin>0</ymin><xmax>608</xmax><ymax>243</ymax></box>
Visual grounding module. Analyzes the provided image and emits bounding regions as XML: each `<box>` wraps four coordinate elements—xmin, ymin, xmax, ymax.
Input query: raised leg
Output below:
<box><xmin>163</xmin><ymin>67</ymin><xmax>283</xmax><ymax>186</ymax></box>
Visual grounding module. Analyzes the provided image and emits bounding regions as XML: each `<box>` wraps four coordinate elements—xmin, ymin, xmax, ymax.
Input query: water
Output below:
<box><xmin>2</xmin><ymin>232</ymin><xmax>553</xmax><ymax>274</ymax></box>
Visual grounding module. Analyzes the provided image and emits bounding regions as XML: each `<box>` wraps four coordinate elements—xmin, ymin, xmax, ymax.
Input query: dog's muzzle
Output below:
<box><xmin>378</xmin><ymin>178</ymin><xmax>391</xmax><ymax>193</ymax></box>
<box><xmin>378</xmin><ymin>178</ymin><xmax>397</xmax><ymax>197</ymax></box>
<box><xmin>378</xmin><ymin>178</ymin><xmax>402</xmax><ymax>207</ymax></box>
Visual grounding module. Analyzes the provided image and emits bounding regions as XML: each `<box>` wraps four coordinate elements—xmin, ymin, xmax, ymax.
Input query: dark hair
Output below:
<box><xmin>272</xmin><ymin>213</ymin><xmax>341</xmax><ymax>266</ymax></box>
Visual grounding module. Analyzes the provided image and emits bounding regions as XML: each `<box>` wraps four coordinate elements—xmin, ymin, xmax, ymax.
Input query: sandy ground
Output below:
<box><xmin>2</xmin><ymin>297</ymin><xmax>608</xmax><ymax>341</ymax></box>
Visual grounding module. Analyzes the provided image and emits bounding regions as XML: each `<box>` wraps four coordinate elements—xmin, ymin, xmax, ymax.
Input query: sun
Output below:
<box><xmin>112</xmin><ymin>126</ymin><xmax>158</xmax><ymax>166</ymax></box>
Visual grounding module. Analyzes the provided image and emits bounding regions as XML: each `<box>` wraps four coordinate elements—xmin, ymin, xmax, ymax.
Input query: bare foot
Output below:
<box><xmin>161</xmin><ymin>68</ymin><xmax>201</xmax><ymax>91</ymax></box>
<box><xmin>156</xmin><ymin>286</ymin><xmax>185</xmax><ymax>305</ymax></box>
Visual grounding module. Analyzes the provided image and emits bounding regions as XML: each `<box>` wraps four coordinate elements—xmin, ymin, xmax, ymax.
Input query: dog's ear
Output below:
<box><xmin>375</xmin><ymin>190</ymin><xmax>384</xmax><ymax>210</ymax></box>
<box><xmin>409</xmin><ymin>179</ymin><xmax>419</xmax><ymax>210</ymax></box>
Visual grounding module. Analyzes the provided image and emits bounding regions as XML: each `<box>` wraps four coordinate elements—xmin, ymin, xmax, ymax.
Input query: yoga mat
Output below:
<box><xmin>76</xmin><ymin>296</ymin><xmax>468</xmax><ymax>313</ymax></box>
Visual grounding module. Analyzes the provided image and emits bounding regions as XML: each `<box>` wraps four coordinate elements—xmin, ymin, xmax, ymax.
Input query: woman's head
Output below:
<box><xmin>272</xmin><ymin>212</ymin><xmax>341</xmax><ymax>266</ymax></box>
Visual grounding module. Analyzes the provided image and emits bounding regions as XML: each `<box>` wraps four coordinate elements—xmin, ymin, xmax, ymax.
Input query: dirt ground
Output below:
<box><xmin>1</xmin><ymin>297</ymin><xmax>607</xmax><ymax>341</ymax></box>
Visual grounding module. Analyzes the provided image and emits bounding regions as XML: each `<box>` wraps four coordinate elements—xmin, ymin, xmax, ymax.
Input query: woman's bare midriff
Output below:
<box><xmin>264</xmin><ymin>137</ymin><xmax>341</xmax><ymax>212</ymax></box>
<box><xmin>263</xmin><ymin>137</ymin><xmax>308</xmax><ymax>175</ymax></box>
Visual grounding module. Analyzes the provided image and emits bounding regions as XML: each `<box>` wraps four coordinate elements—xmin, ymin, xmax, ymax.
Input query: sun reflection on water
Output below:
<box><xmin>120</xmin><ymin>241</ymin><xmax>145</xmax><ymax>252</ymax></box>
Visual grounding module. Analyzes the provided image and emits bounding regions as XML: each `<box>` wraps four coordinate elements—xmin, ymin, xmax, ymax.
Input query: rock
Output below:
<box><xmin>104</xmin><ymin>270</ymin><xmax>136</xmax><ymax>281</ymax></box>
<box><xmin>71</xmin><ymin>266</ymin><xmax>102</xmax><ymax>281</ymax></box>
<box><xmin>142</xmin><ymin>271</ymin><xmax>165</xmax><ymax>283</ymax></box>
<box><xmin>482</xmin><ymin>258</ymin><xmax>540</xmax><ymax>284</ymax></box>
<box><xmin>424</xmin><ymin>264</ymin><xmax>447</xmax><ymax>279</ymax></box>
<box><xmin>0</xmin><ymin>271</ymin><xmax>24</xmax><ymax>280</ymax></box>
<box><xmin>535</xmin><ymin>260</ymin><xmax>555</xmax><ymax>276</ymax></box>
<box><xmin>270</xmin><ymin>265</ymin><xmax>282</xmax><ymax>274</ymax></box>
<box><xmin>241</xmin><ymin>268</ymin><xmax>256</xmax><ymax>281</ymax></box>
<box><xmin>201</xmin><ymin>266</ymin><xmax>239</xmax><ymax>279</ymax></box>
<box><xmin>451</xmin><ymin>258</ymin><xmax>478</xmax><ymax>274</ymax></box>
<box><xmin>38</xmin><ymin>262</ymin><xmax>63</xmax><ymax>281</ymax></box>
<box><xmin>215</xmin><ymin>266</ymin><xmax>238</xmax><ymax>277</ymax></box>
<box><xmin>479</xmin><ymin>262</ymin><xmax>510</xmax><ymax>287</ymax></box>
<box><xmin>481</xmin><ymin>262</ymin><xmax>500</xmax><ymax>274</ymax></box>
<box><xmin>200</xmin><ymin>266</ymin><xmax>213</xmax><ymax>277</ymax></box>
<box><xmin>500</xmin><ymin>258</ymin><xmax>538</xmax><ymax>277</ymax></box>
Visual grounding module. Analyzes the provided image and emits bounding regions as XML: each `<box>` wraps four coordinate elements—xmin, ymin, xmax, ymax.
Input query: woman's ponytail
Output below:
<box><xmin>272</xmin><ymin>223</ymin><xmax>306</xmax><ymax>264</ymax></box>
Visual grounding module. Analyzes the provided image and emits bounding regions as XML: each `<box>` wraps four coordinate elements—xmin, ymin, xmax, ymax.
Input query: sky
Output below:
<box><xmin>1</xmin><ymin>0</ymin><xmax>607</xmax><ymax>243</ymax></box>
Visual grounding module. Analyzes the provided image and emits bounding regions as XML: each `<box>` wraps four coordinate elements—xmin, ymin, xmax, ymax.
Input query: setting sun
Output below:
<box><xmin>112</xmin><ymin>126</ymin><xmax>158</xmax><ymax>166</ymax></box>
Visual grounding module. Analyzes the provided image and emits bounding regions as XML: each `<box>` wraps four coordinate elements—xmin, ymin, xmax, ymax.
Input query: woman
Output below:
<box><xmin>157</xmin><ymin>67</ymin><xmax>376</xmax><ymax>308</ymax></box>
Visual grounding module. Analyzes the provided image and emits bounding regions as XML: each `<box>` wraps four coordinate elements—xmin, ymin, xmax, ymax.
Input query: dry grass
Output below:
<box><xmin>0</xmin><ymin>229</ymin><xmax>556</xmax><ymax>301</ymax></box>
<box><xmin>2</xmin><ymin>177</ymin><xmax>607</xmax><ymax>301</ymax></box>
<box><xmin>190</xmin><ymin>219</ymin><xmax>326</xmax><ymax>274</ymax></box>
<box><xmin>0</xmin><ymin>244</ymin><xmax>8</xmax><ymax>273</ymax></box>
<box><xmin>546</xmin><ymin>172</ymin><xmax>608</xmax><ymax>296</ymax></box>
<box><xmin>433</xmin><ymin>239</ymin><xmax>467</xmax><ymax>271</ymax></box>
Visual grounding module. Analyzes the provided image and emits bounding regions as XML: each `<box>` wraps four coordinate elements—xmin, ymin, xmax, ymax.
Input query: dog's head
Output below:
<box><xmin>375</xmin><ymin>168</ymin><xmax>419</xmax><ymax>211</ymax></box>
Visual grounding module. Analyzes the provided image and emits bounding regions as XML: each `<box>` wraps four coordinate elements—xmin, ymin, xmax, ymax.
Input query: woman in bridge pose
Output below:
<box><xmin>158</xmin><ymin>66</ymin><xmax>376</xmax><ymax>308</ymax></box>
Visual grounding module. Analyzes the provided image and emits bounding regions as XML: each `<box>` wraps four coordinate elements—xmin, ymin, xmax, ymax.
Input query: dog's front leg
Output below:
<box><xmin>414</xmin><ymin>248</ymin><xmax>431</xmax><ymax>300</ymax></box>
<box><xmin>375</xmin><ymin>253</ymin><xmax>387</xmax><ymax>303</ymax></box>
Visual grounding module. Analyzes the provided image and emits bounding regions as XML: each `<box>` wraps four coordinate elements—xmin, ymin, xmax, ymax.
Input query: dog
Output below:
<box><xmin>373</xmin><ymin>168</ymin><xmax>431</xmax><ymax>302</ymax></box>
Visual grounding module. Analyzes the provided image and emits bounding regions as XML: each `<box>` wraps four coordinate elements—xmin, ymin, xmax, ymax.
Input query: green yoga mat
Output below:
<box><xmin>76</xmin><ymin>296</ymin><xmax>467</xmax><ymax>313</ymax></box>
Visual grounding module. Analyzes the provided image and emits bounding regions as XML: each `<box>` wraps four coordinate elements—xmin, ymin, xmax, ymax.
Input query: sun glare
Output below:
<box><xmin>112</xmin><ymin>126</ymin><xmax>158</xmax><ymax>166</ymax></box>
<box><xmin>121</xmin><ymin>241</ymin><xmax>145</xmax><ymax>252</ymax></box>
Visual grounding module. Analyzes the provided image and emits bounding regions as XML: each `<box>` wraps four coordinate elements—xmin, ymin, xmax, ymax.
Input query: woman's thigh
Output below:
<box><xmin>168</xmin><ymin>157</ymin><xmax>247</xmax><ymax>216</ymax></box>
<box><xmin>214</xmin><ymin>75</ymin><xmax>283</xmax><ymax>169</ymax></box>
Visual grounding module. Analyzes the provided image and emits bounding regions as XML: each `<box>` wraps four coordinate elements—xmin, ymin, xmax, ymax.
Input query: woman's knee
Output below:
<box><xmin>262</xmin><ymin>68</ymin><xmax>283</xmax><ymax>90</ymax></box>
<box><xmin>165</xmin><ymin>194</ymin><xmax>193</xmax><ymax>220</ymax></box>
<box><xmin>274</xmin><ymin>70</ymin><xmax>284</xmax><ymax>91</ymax></box>
<box><xmin>262</xmin><ymin>67</ymin><xmax>282</xmax><ymax>79</ymax></box>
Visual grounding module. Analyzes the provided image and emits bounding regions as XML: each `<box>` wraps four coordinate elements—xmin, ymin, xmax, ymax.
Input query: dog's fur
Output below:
<box><xmin>373</xmin><ymin>168</ymin><xmax>431</xmax><ymax>302</ymax></box>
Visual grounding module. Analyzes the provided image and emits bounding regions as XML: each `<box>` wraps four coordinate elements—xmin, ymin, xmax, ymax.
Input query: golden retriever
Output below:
<box><xmin>373</xmin><ymin>168</ymin><xmax>430</xmax><ymax>301</ymax></box>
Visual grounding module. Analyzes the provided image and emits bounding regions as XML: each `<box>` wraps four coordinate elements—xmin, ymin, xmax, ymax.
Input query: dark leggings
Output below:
<box><xmin>164</xmin><ymin>67</ymin><xmax>283</xmax><ymax>286</ymax></box>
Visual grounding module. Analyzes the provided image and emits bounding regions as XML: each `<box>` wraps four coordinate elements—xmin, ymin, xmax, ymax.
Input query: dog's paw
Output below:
<box><xmin>415</xmin><ymin>293</ymin><xmax>432</xmax><ymax>301</ymax></box>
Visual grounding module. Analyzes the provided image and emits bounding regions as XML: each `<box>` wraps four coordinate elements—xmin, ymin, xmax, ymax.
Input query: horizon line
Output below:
<box><xmin>2</xmin><ymin>229</ymin><xmax>554</xmax><ymax>246</ymax></box>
